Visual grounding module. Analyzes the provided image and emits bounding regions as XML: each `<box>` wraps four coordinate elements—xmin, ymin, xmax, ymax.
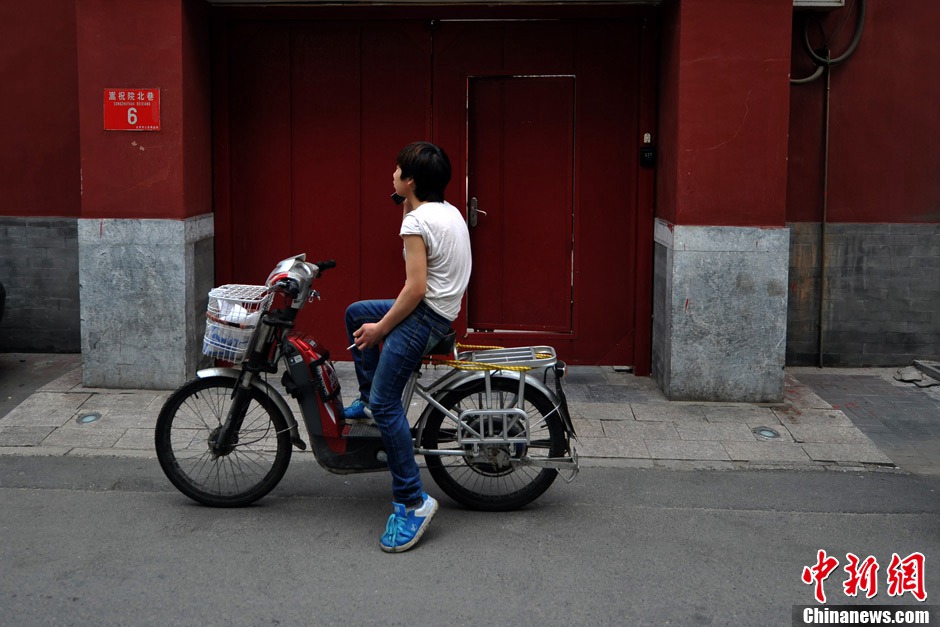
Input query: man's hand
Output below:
<box><xmin>352</xmin><ymin>322</ymin><xmax>384</xmax><ymax>350</ymax></box>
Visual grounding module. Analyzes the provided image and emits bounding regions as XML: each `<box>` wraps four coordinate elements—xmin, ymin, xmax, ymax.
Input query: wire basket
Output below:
<box><xmin>202</xmin><ymin>284</ymin><xmax>273</xmax><ymax>363</ymax></box>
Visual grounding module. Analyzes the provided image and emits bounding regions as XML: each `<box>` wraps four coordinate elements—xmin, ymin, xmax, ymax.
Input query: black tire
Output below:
<box><xmin>155</xmin><ymin>376</ymin><xmax>292</xmax><ymax>507</ymax></box>
<box><xmin>422</xmin><ymin>376</ymin><xmax>565</xmax><ymax>511</ymax></box>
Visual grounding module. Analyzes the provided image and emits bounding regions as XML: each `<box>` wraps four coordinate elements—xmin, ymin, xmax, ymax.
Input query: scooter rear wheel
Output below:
<box><xmin>422</xmin><ymin>376</ymin><xmax>565</xmax><ymax>511</ymax></box>
<box><xmin>155</xmin><ymin>376</ymin><xmax>292</xmax><ymax>507</ymax></box>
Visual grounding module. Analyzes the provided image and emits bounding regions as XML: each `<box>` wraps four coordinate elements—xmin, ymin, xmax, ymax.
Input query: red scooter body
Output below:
<box><xmin>282</xmin><ymin>334</ymin><xmax>388</xmax><ymax>474</ymax></box>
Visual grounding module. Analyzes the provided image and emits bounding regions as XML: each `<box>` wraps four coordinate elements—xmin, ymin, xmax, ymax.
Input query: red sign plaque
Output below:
<box><xmin>103</xmin><ymin>88</ymin><xmax>161</xmax><ymax>131</ymax></box>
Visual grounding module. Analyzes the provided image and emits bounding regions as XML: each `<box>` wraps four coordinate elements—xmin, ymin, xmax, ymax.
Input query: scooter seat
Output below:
<box><xmin>425</xmin><ymin>329</ymin><xmax>456</xmax><ymax>357</ymax></box>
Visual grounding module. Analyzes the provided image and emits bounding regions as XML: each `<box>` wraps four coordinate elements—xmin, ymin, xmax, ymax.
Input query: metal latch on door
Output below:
<box><xmin>468</xmin><ymin>197</ymin><xmax>487</xmax><ymax>228</ymax></box>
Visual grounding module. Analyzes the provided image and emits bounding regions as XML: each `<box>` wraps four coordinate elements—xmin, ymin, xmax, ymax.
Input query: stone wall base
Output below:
<box><xmin>788</xmin><ymin>222</ymin><xmax>940</xmax><ymax>366</ymax></box>
<box><xmin>78</xmin><ymin>215</ymin><xmax>214</xmax><ymax>389</ymax></box>
<box><xmin>0</xmin><ymin>217</ymin><xmax>81</xmax><ymax>352</ymax></box>
<box><xmin>652</xmin><ymin>220</ymin><xmax>790</xmax><ymax>402</ymax></box>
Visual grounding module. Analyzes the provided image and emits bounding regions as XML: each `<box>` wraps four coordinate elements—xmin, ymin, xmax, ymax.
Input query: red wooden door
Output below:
<box><xmin>434</xmin><ymin>20</ymin><xmax>642</xmax><ymax>364</ymax></box>
<box><xmin>215</xmin><ymin>16</ymin><xmax>651</xmax><ymax>366</ymax></box>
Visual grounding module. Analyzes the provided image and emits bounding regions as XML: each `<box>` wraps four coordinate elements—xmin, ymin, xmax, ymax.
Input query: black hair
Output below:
<box><xmin>396</xmin><ymin>142</ymin><xmax>451</xmax><ymax>203</ymax></box>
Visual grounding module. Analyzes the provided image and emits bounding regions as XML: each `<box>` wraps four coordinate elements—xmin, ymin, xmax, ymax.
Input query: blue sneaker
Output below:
<box><xmin>380</xmin><ymin>492</ymin><xmax>438</xmax><ymax>553</ymax></box>
<box><xmin>344</xmin><ymin>397</ymin><xmax>373</xmax><ymax>423</ymax></box>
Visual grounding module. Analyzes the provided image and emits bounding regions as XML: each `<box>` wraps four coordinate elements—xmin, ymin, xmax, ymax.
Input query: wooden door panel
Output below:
<box><xmin>290</xmin><ymin>22</ymin><xmax>363</xmax><ymax>327</ymax></box>
<box><xmin>468</xmin><ymin>76</ymin><xmax>574</xmax><ymax>332</ymax></box>
<box><xmin>224</xmin><ymin>20</ymin><xmax>431</xmax><ymax>352</ymax></box>
<box><xmin>228</xmin><ymin>23</ymin><xmax>292</xmax><ymax>283</ymax></box>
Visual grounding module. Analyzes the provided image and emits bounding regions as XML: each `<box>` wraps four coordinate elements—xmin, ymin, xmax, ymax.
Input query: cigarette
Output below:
<box><xmin>347</xmin><ymin>343</ymin><xmax>356</xmax><ymax>351</ymax></box>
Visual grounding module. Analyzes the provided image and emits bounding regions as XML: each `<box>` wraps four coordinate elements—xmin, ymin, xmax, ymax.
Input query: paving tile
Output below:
<box><xmin>722</xmin><ymin>441</ymin><xmax>813</xmax><ymax>463</ymax></box>
<box><xmin>36</xmin><ymin>368</ymin><xmax>83</xmax><ymax>393</ymax></box>
<box><xmin>568</xmin><ymin>402</ymin><xmax>634</xmax><ymax>421</ymax></box>
<box><xmin>702</xmin><ymin>406</ymin><xmax>779</xmax><ymax>424</ymax></box>
<box><xmin>561</xmin><ymin>367</ymin><xmax>609</xmax><ymax>386</ymax></box>
<box><xmin>570</xmin><ymin>418</ymin><xmax>605</xmax><ymax>437</ymax></box>
<box><xmin>677</xmin><ymin>422</ymin><xmax>758</xmax><ymax>442</ymax></box>
<box><xmin>563</xmin><ymin>386</ymin><xmax>596</xmax><ymax>403</ymax></box>
<box><xmin>632</xmin><ymin>404</ymin><xmax>706</xmax><ymax>422</ymax></box>
<box><xmin>743</xmin><ymin>414</ymin><xmax>785</xmax><ymax>429</ymax></box>
<box><xmin>4</xmin><ymin>392</ymin><xmax>91</xmax><ymax>413</ymax></box>
<box><xmin>645</xmin><ymin>440</ymin><xmax>730</xmax><ymax>461</ymax></box>
<box><xmin>1</xmin><ymin>398</ymin><xmax>89</xmax><ymax>428</ymax></box>
<box><xmin>773</xmin><ymin>408</ymin><xmax>855</xmax><ymax>427</ymax></box>
<box><xmin>801</xmin><ymin>441</ymin><xmax>893</xmax><ymax>465</ymax></box>
<box><xmin>599</xmin><ymin>370</ymin><xmax>668</xmax><ymax>397</ymax></box>
<box><xmin>79</xmin><ymin>392</ymin><xmax>163</xmax><ymax>412</ymax></box>
<box><xmin>41</xmin><ymin>426</ymin><xmax>126</xmax><ymax>449</ymax></box>
<box><xmin>586</xmin><ymin>385</ymin><xmax>655</xmax><ymax>404</ymax></box>
<box><xmin>787</xmin><ymin>424</ymin><xmax>874</xmax><ymax>444</ymax></box>
<box><xmin>576</xmin><ymin>436</ymin><xmax>649</xmax><ymax>458</ymax></box>
<box><xmin>114</xmin><ymin>428</ymin><xmax>156</xmax><ymax>450</ymax></box>
<box><xmin>601</xmin><ymin>420</ymin><xmax>679</xmax><ymax>440</ymax></box>
<box><xmin>0</xmin><ymin>426</ymin><xmax>56</xmax><ymax>447</ymax></box>
<box><xmin>96</xmin><ymin>409</ymin><xmax>159</xmax><ymax>429</ymax></box>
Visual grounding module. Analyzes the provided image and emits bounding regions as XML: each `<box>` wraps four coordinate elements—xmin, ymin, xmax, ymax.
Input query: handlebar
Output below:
<box><xmin>274</xmin><ymin>279</ymin><xmax>301</xmax><ymax>298</ymax></box>
<box><xmin>272</xmin><ymin>260</ymin><xmax>335</xmax><ymax>297</ymax></box>
<box><xmin>264</xmin><ymin>256</ymin><xmax>336</xmax><ymax>304</ymax></box>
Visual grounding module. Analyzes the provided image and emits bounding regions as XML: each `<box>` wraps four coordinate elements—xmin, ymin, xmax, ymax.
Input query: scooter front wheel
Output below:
<box><xmin>422</xmin><ymin>376</ymin><xmax>565</xmax><ymax>511</ymax></box>
<box><xmin>155</xmin><ymin>376</ymin><xmax>292</xmax><ymax>507</ymax></box>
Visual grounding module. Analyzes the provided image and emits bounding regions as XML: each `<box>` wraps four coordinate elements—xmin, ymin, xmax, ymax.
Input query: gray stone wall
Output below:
<box><xmin>0</xmin><ymin>217</ymin><xmax>81</xmax><ymax>352</ymax></box>
<box><xmin>78</xmin><ymin>215</ymin><xmax>214</xmax><ymax>389</ymax></box>
<box><xmin>651</xmin><ymin>225</ymin><xmax>673</xmax><ymax>395</ymax></box>
<box><xmin>787</xmin><ymin>222</ymin><xmax>940</xmax><ymax>366</ymax></box>
<box><xmin>652</xmin><ymin>220</ymin><xmax>790</xmax><ymax>402</ymax></box>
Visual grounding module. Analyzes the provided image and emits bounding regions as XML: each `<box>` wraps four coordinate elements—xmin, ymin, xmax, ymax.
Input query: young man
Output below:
<box><xmin>345</xmin><ymin>142</ymin><xmax>472</xmax><ymax>552</ymax></box>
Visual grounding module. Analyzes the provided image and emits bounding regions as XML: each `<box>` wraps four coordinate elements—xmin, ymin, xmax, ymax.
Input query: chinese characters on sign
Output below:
<box><xmin>103</xmin><ymin>88</ymin><xmax>160</xmax><ymax>131</ymax></box>
<box><xmin>802</xmin><ymin>550</ymin><xmax>927</xmax><ymax>604</ymax></box>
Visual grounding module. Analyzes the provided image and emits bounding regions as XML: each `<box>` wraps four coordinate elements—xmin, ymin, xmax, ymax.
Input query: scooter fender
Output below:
<box><xmin>196</xmin><ymin>367</ymin><xmax>306</xmax><ymax>449</ymax></box>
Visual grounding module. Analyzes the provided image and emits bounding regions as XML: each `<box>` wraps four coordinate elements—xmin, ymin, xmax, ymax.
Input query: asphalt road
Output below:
<box><xmin>1</xmin><ymin>456</ymin><xmax>937</xmax><ymax>626</ymax></box>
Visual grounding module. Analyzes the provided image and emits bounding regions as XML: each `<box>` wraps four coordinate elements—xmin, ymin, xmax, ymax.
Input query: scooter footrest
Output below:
<box><xmin>347</xmin><ymin>423</ymin><xmax>381</xmax><ymax>438</ymax></box>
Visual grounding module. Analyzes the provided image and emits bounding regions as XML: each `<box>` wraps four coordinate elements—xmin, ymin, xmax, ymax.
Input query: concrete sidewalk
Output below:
<box><xmin>1</xmin><ymin>353</ymin><xmax>937</xmax><ymax>474</ymax></box>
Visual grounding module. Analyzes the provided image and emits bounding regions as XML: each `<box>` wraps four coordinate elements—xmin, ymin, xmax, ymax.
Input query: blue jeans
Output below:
<box><xmin>345</xmin><ymin>299</ymin><xmax>452</xmax><ymax>506</ymax></box>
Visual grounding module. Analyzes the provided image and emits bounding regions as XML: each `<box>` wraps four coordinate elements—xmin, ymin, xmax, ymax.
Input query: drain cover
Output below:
<box><xmin>76</xmin><ymin>412</ymin><xmax>102</xmax><ymax>424</ymax></box>
<box><xmin>753</xmin><ymin>426</ymin><xmax>780</xmax><ymax>440</ymax></box>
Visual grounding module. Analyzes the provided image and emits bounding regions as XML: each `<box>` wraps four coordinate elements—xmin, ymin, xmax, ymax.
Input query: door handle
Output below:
<box><xmin>468</xmin><ymin>197</ymin><xmax>488</xmax><ymax>228</ymax></box>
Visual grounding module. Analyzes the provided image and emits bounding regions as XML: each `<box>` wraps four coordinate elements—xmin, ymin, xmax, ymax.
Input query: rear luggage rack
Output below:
<box><xmin>456</xmin><ymin>345</ymin><xmax>557</xmax><ymax>370</ymax></box>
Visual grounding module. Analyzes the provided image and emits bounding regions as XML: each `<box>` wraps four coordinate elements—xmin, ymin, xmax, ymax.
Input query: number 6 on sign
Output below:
<box><xmin>103</xmin><ymin>88</ymin><xmax>161</xmax><ymax>131</ymax></box>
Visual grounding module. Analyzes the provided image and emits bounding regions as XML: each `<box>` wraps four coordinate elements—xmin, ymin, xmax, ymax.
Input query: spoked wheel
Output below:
<box><xmin>155</xmin><ymin>376</ymin><xmax>292</xmax><ymax>507</ymax></box>
<box><xmin>422</xmin><ymin>376</ymin><xmax>566</xmax><ymax>511</ymax></box>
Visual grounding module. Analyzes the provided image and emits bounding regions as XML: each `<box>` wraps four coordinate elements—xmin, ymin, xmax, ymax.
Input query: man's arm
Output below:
<box><xmin>351</xmin><ymin>234</ymin><xmax>427</xmax><ymax>349</ymax></box>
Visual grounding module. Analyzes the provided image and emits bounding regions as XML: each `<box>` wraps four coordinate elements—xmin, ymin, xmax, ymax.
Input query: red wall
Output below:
<box><xmin>7</xmin><ymin>0</ymin><xmax>935</xmax><ymax>228</ymax></box>
<box><xmin>657</xmin><ymin>0</ymin><xmax>793</xmax><ymax>227</ymax></box>
<box><xmin>76</xmin><ymin>0</ymin><xmax>210</xmax><ymax>220</ymax></box>
<box><xmin>0</xmin><ymin>1</ymin><xmax>80</xmax><ymax>218</ymax></box>
<box><xmin>787</xmin><ymin>0</ymin><xmax>940</xmax><ymax>224</ymax></box>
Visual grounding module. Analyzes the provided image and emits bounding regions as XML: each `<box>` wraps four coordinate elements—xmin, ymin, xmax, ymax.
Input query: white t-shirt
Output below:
<box><xmin>400</xmin><ymin>201</ymin><xmax>472</xmax><ymax>321</ymax></box>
